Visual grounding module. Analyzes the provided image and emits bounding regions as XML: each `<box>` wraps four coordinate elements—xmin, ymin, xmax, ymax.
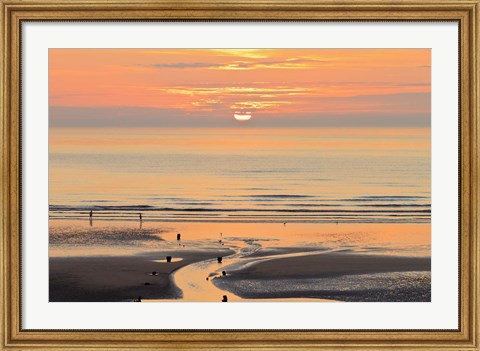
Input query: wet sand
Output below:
<box><xmin>49</xmin><ymin>249</ymin><xmax>232</xmax><ymax>302</ymax></box>
<box><xmin>49</xmin><ymin>220</ymin><xmax>431</xmax><ymax>302</ymax></box>
<box><xmin>224</xmin><ymin>251</ymin><xmax>431</xmax><ymax>279</ymax></box>
<box><xmin>49</xmin><ymin>248</ymin><xmax>430</xmax><ymax>302</ymax></box>
<box><xmin>213</xmin><ymin>251</ymin><xmax>431</xmax><ymax>302</ymax></box>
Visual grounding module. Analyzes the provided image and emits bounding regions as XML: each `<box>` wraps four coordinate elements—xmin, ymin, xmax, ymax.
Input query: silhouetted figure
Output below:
<box><xmin>222</xmin><ymin>271</ymin><xmax>226</xmax><ymax>276</ymax></box>
<box><xmin>222</xmin><ymin>295</ymin><xmax>228</xmax><ymax>302</ymax></box>
<box><xmin>166</xmin><ymin>256</ymin><xmax>172</xmax><ymax>263</ymax></box>
<box><xmin>139</xmin><ymin>213</ymin><xmax>143</xmax><ymax>221</ymax></box>
<box><xmin>217</xmin><ymin>257</ymin><xmax>223</xmax><ymax>263</ymax></box>
<box><xmin>177</xmin><ymin>233</ymin><xmax>181</xmax><ymax>241</ymax></box>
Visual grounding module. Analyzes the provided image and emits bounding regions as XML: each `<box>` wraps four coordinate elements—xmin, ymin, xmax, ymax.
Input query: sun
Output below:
<box><xmin>234</xmin><ymin>111</ymin><xmax>252</xmax><ymax>122</ymax></box>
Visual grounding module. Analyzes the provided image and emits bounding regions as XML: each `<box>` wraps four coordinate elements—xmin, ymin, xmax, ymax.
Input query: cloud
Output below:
<box><xmin>50</xmin><ymin>102</ymin><xmax>430</xmax><ymax>129</ymax></box>
<box><xmin>218</xmin><ymin>58</ymin><xmax>325</xmax><ymax>70</ymax></box>
<box><xmin>262</xmin><ymin>58</ymin><xmax>324</xmax><ymax>66</ymax></box>
<box><xmin>395</xmin><ymin>83</ymin><xmax>430</xmax><ymax>87</ymax></box>
<box><xmin>49</xmin><ymin>106</ymin><xmax>206</xmax><ymax>128</ymax></box>
<box><xmin>209</xmin><ymin>49</ymin><xmax>271</xmax><ymax>59</ymax></box>
<box><xmin>147</xmin><ymin>58</ymin><xmax>325</xmax><ymax>70</ymax></box>
<box><xmin>294</xmin><ymin>92</ymin><xmax>430</xmax><ymax>116</ymax></box>
<box><xmin>159</xmin><ymin>85</ymin><xmax>312</xmax><ymax>96</ymax></box>
<box><xmin>150</xmin><ymin>62</ymin><xmax>223</xmax><ymax>69</ymax></box>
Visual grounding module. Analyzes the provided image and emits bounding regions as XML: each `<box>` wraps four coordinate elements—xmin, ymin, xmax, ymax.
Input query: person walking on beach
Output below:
<box><xmin>89</xmin><ymin>210</ymin><xmax>93</xmax><ymax>226</ymax></box>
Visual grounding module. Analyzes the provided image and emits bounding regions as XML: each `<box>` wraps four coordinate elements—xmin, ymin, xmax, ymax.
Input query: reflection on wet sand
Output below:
<box><xmin>49</xmin><ymin>219</ymin><xmax>430</xmax><ymax>302</ymax></box>
<box><xmin>170</xmin><ymin>237</ymin><xmax>340</xmax><ymax>302</ymax></box>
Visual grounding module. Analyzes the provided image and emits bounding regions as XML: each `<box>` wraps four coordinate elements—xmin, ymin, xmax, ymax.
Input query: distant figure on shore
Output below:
<box><xmin>217</xmin><ymin>257</ymin><xmax>223</xmax><ymax>263</ymax></box>
<box><xmin>89</xmin><ymin>210</ymin><xmax>93</xmax><ymax>227</ymax></box>
<box><xmin>139</xmin><ymin>213</ymin><xmax>142</xmax><ymax>221</ymax></box>
<box><xmin>177</xmin><ymin>233</ymin><xmax>181</xmax><ymax>241</ymax></box>
<box><xmin>222</xmin><ymin>295</ymin><xmax>228</xmax><ymax>302</ymax></box>
<box><xmin>89</xmin><ymin>210</ymin><xmax>93</xmax><ymax>218</ymax></box>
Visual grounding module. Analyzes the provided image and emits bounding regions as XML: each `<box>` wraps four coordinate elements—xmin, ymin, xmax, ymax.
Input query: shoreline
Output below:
<box><xmin>49</xmin><ymin>220</ymin><xmax>431</xmax><ymax>302</ymax></box>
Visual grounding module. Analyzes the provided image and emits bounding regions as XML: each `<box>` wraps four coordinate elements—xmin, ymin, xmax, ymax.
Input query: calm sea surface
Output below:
<box><xmin>49</xmin><ymin>127</ymin><xmax>430</xmax><ymax>224</ymax></box>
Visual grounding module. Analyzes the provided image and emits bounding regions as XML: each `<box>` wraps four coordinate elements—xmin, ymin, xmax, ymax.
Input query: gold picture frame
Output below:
<box><xmin>1</xmin><ymin>0</ymin><xmax>479</xmax><ymax>350</ymax></box>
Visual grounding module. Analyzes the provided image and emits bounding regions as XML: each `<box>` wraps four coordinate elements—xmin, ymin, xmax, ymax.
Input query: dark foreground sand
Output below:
<box><xmin>214</xmin><ymin>251</ymin><xmax>431</xmax><ymax>302</ymax></box>
<box><xmin>230</xmin><ymin>252</ymin><xmax>430</xmax><ymax>279</ymax></box>
<box><xmin>49</xmin><ymin>249</ymin><xmax>232</xmax><ymax>302</ymax></box>
<box><xmin>50</xmin><ymin>248</ymin><xmax>431</xmax><ymax>302</ymax></box>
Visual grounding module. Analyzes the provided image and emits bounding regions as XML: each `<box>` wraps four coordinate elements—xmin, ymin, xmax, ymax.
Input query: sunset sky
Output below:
<box><xmin>49</xmin><ymin>49</ymin><xmax>430</xmax><ymax>128</ymax></box>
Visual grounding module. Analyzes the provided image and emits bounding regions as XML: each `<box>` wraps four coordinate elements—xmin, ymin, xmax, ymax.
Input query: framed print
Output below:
<box><xmin>1</xmin><ymin>1</ymin><xmax>479</xmax><ymax>350</ymax></box>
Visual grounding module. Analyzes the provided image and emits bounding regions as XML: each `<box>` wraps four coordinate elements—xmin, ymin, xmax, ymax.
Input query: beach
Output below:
<box><xmin>49</xmin><ymin>249</ymin><xmax>232</xmax><ymax>302</ymax></box>
<box><xmin>49</xmin><ymin>220</ymin><xmax>430</xmax><ymax>302</ymax></box>
<box><xmin>213</xmin><ymin>251</ymin><xmax>430</xmax><ymax>302</ymax></box>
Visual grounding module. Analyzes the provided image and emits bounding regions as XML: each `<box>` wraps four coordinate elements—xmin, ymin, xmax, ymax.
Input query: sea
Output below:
<box><xmin>49</xmin><ymin>127</ymin><xmax>430</xmax><ymax>224</ymax></box>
